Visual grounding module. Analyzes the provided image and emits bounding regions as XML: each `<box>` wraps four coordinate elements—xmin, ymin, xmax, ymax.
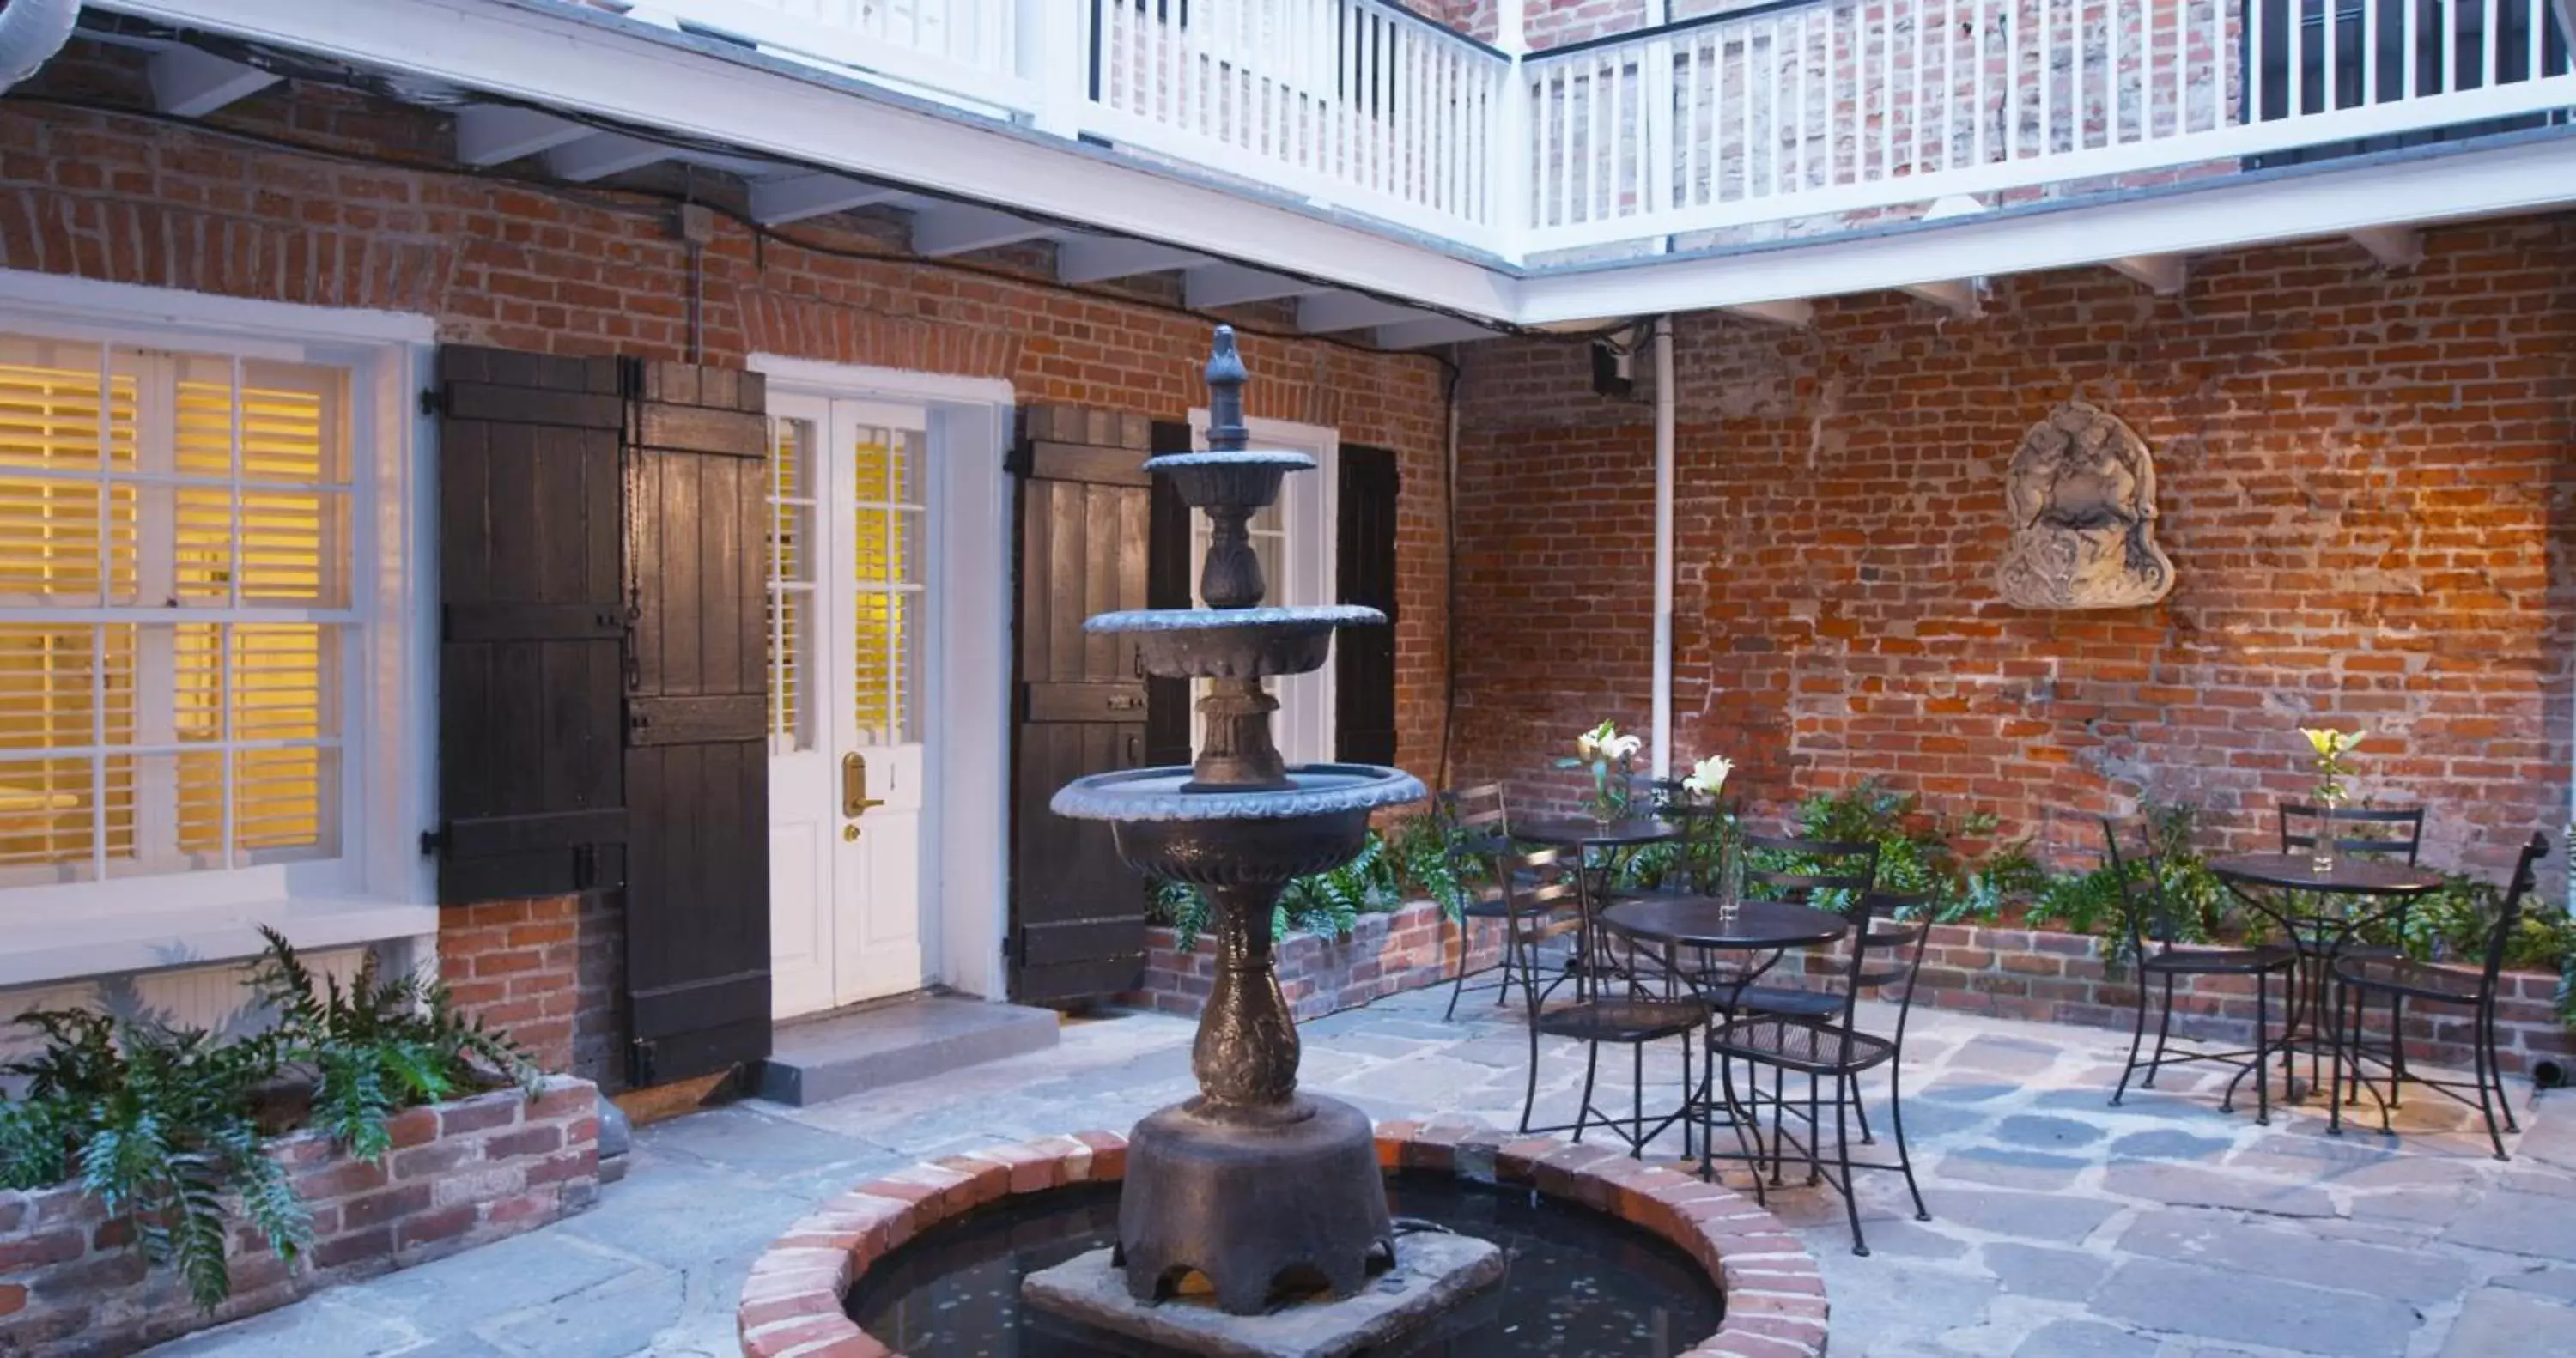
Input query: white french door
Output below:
<box><xmin>765</xmin><ymin>394</ymin><xmax>930</xmax><ymax>1018</ymax></box>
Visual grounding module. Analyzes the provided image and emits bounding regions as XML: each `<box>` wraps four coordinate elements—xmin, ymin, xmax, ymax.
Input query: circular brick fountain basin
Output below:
<box><xmin>735</xmin><ymin>1121</ymin><xmax>1831</xmax><ymax>1358</ymax></box>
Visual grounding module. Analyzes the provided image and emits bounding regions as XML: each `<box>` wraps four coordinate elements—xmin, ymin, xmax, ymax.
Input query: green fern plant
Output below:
<box><xmin>0</xmin><ymin>1009</ymin><xmax>305</xmax><ymax>1311</ymax></box>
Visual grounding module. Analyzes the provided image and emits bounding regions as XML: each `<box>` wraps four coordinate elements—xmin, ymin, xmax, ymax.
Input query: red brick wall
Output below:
<box><xmin>1452</xmin><ymin>215</ymin><xmax>2576</xmax><ymax>886</ymax></box>
<box><xmin>0</xmin><ymin>46</ymin><xmax>1455</xmax><ymax>1081</ymax></box>
<box><xmin>0</xmin><ymin>1078</ymin><xmax>598</xmax><ymax>1357</ymax></box>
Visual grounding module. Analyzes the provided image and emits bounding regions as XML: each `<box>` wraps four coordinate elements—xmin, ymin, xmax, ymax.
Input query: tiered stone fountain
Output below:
<box><xmin>1039</xmin><ymin>327</ymin><xmax>1438</xmax><ymax>1325</ymax></box>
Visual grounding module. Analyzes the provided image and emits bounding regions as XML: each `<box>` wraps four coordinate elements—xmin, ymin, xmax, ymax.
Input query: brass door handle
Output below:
<box><xmin>842</xmin><ymin>752</ymin><xmax>888</xmax><ymax>820</ymax></box>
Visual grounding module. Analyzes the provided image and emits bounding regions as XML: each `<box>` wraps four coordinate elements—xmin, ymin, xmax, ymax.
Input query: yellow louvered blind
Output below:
<box><xmin>0</xmin><ymin>336</ymin><xmax>349</xmax><ymax>887</ymax></box>
<box><xmin>767</xmin><ymin>416</ymin><xmax>815</xmax><ymax>752</ymax></box>
<box><xmin>849</xmin><ymin>427</ymin><xmax>923</xmax><ymax>747</ymax></box>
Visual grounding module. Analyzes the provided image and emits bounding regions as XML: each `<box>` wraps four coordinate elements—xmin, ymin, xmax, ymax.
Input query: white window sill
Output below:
<box><xmin>0</xmin><ymin>898</ymin><xmax>441</xmax><ymax>990</ymax></box>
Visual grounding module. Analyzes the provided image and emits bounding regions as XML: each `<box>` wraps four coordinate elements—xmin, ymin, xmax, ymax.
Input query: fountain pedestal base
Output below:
<box><xmin>1112</xmin><ymin>1094</ymin><xmax>1394</xmax><ymax>1315</ymax></box>
<box><xmin>1029</xmin><ymin>1230</ymin><xmax>1503</xmax><ymax>1358</ymax></box>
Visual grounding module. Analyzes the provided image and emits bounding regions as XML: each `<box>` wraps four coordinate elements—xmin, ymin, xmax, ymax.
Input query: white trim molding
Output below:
<box><xmin>0</xmin><ymin>268</ymin><xmax>440</xmax><ymax>985</ymax></box>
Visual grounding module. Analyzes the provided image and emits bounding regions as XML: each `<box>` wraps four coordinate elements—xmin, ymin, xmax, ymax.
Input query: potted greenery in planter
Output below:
<box><xmin>0</xmin><ymin>930</ymin><xmax>536</xmax><ymax>1310</ymax></box>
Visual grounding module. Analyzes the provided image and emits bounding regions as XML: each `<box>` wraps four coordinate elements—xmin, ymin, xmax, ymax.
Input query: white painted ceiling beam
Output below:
<box><xmin>546</xmin><ymin>131</ymin><xmax>674</xmax><ymax>182</ymax></box>
<box><xmin>748</xmin><ymin>172</ymin><xmax>899</xmax><ymax>225</ymax></box>
<box><xmin>1376</xmin><ymin>317</ymin><xmax>1503</xmax><ymax>349</ymax></box>
<box><xmin>2349</xmin><ymin>225</ymin><xmax>2424</xmax><ymax>269</ymax></box>
<box><xmin>909</xmin><ymin>203</ymin><xmax>1058</xmax><ymax>257</ymax></box>
<box><xmin>1722</xmin><ymin>300</ymin><xmax>1814</xmax><ymax>328</ymax></box>
<box><xmin>1298</xmin><ymin>293</ymin><xmax>1435</xmax><ymax>334</ymax></box>
<box><xmin>1903</xmin><ymin>279</ymin><xmax>1985</xmax><ymax>317</ymax></box>
<box><xmin>148</xmin><ymin>47</ymin><xmax>282</xmax><ymax>117</ymax></box>
<box><xmin>2106</xmin><ymin>254</ymin><xmax>2190</xmax><ymax>295</ymax></box>
<box><xmin>1057</xmin><ymin>238</ymin><xmax>1211</xmax><ymax>285</ymax></box>
<box><xmin>453</xmin><ymin>106</ymin><xmax>591</xmax><ymax>167</ymax></box>
<box><xmin>1183</xmin><ymin>264</ymin><xmax>1332</xmax><ymax>310</ymax></box>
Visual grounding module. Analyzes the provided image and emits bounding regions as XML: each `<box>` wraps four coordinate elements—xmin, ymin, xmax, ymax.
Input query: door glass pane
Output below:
<box><xmin>766</xmin><ymin>416</ymin><xmax>817</xmax><ymax>752</ymax></box>
<box><xmin>851</xmin><ymin>426</ymin><xmax>924</xmax><ymax>747</ymax></box>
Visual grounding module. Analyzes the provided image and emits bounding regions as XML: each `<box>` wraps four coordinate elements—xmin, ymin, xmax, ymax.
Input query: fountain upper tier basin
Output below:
<box><xmin>1087</xmin><ymin>605</ymin><xmax>1384</xmax><ymax>680</ymax></box>
<box><xmin>1142</xmin><ymin>450</ymin><xmax>1314</xmax><ymax>511</ymax></box>
<box><xmin>1051</xmin><ymin>765</ymin><xmax>1426</xmax><ymax>885</ymax></box>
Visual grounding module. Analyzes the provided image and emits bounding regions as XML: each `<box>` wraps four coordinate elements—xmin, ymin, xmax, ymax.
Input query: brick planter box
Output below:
<box><xmin>1124</xmin><ymin>899</ymin><xmax>1503</xmax><ymax>1022</ymax></box>
<box><xmin>737</xmin><ymin>1122</ymin><xmax>1827</xmax><ymax>1358</ymax></box>
<box><xmin>1826</xmin><ymin>922</ymin><xmax>2573</xmax><ymax>1076</ymax></box>
<box><xmin>0</xmin><ymin>1075</ymin><xmax>602</xmax><ymax>1357</ymax></box>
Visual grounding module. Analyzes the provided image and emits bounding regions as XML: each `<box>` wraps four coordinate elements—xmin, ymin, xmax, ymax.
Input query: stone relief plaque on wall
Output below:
<box><xmin>1995</xmin><ymin>400</ymin><xmax>2175</xmax><ymax>610</ymax></box>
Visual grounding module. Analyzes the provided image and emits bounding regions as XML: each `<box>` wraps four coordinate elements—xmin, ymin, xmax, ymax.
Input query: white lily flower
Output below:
<box><xmin>1602</xmin><ymin>733</ymin><xmax>1643</xmax><ymax>762</ymax></box>
<box><xmin>1682</xmin><ymin>755</ymin><xmax>1733</xmax><ymax>797</ymax></box>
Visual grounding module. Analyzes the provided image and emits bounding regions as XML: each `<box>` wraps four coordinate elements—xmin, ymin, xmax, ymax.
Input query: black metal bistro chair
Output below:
<box><xmin>1439</xmin><ymin>783</ymin><xmax>1517</xmax><ymax>1022</ymax></box>
<box><xmin>2330</xmin><ymin>831</ymin><xmax>2549</xmax><ymax>1159</ymax></box>
<box><xmin>1505</xmin><ymin>847</ymin><xmax>1703</xmax><ymax>1157</ymax></box>
<box><xmin>2103</xmin><ymin>815</ymin><xmax>2298</xmax><ymax>1124</ymax></box>
<box><xmin>2279</xmin><ymin>803</ymin><xmax>2427</xmax><ymax>1090</ymax></box>
<box><xmin>1703</xmin><ymin>888</ymin><xmax>1935</xmax><ymax>1257</ymax></box>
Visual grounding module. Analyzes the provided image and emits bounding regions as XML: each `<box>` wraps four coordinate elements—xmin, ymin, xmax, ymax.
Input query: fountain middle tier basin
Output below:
<box><xmin>1050</xmin><ymin>764</ymin><xmax>1426</xmax><ymax>885</ymax></box>
<box><xmin>1140</xmin><ymin>449</ymin><xmax>1315</xmax><ymax>510</ymax></box>
<box><xmin>1086</xmin><ymin>605</ymin><xmax>1386</xmax><ymax>681</ymax></box>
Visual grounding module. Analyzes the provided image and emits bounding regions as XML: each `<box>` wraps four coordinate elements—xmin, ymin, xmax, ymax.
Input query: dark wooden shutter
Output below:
<box><xmin>431</xmin><ymin>347</ymin><xmax>628</xmax><ymax>905</ymax></box>
<box><xmin>621</xmin><ymin>361</ymin><xmax>771</xmax><ymax>1087</ymax></box>
<box><xmin>1008</xmin><ymin>407</ymin><xmax>1153</xmax><ymax>1004</ymax></box>
<box><xmin>1334</xmin><ymin>443</ymin><xmax>1400</xmax><ymax>767</ymax></box>
<box><xmin>1144</xmin><ymin>419</ymin><xmax>1195</xmax><ymax>769</ymax></box>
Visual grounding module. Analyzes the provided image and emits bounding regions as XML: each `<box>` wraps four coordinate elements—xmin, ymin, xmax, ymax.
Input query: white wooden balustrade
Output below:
<box><xmin>617</xmin><ymin>0</ymin><xmax>2573</xmax><ymax>261</ymax></box>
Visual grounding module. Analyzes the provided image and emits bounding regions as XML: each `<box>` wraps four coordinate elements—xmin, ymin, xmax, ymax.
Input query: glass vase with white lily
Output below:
<box><xmin>1557</xmin><ymin>720</ymin><xmax>1642</xmax><ymax>828</ymax></box>
<box><xmin>1681</xmin><ymin>755</ymin><xmax>1738</xmax><ymax>914</ymax></box>
<box><xmin>2300</xmin><ymin>726</ymin><xmax>2366</xmax><ymax>874</ymax></box>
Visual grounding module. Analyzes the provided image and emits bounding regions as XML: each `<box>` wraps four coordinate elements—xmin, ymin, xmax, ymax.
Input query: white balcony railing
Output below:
<box><xmin>623</xmin><ymin>0</ymin><xmax>2575</xmax><ymax>262</ymax></box>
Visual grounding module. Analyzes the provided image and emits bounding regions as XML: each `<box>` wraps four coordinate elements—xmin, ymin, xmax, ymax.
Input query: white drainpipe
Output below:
<box><xmin>0</xmin><ymin>0</ymin><xmax>80</xmax><ymax>95</ymax></box>
<box><xmin>1649</xmin><ymin>315</ymin><xmax>1675</xmax><ymax>779</ymax></box>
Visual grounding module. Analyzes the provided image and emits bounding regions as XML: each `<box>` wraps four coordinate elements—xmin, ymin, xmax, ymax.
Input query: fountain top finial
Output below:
<box><xmin>1205</xmin><ymin>325</ymin><xmax>1249</xmax><ymax>452</ymax></box>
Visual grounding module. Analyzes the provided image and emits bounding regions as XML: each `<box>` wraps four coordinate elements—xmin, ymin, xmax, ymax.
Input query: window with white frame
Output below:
<box><xmin>0</xmin><ymin>330</ymin><xmax>357</xmax><ymax>894</ymax></box>
<box><xmin>1187</xmin><ymin>411</ymin><xmax>1336</xmax><ymax>767</ymax></box>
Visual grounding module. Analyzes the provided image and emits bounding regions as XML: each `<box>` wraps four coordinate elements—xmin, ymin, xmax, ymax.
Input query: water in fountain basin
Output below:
<box><xmin>845</xmin><ymin>1173</ymin><xmax>1726</xmax><ymax>1356</ymax></box>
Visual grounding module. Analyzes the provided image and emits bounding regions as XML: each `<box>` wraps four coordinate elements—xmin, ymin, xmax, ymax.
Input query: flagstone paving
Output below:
<box><xmin>155</xmin><ymin>984</ymin><xmax>2576</xmax><ymax>1357</ymax></box>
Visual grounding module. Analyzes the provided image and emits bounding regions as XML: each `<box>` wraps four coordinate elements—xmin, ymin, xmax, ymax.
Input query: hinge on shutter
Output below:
<box><xmin>418</xmin><ymin>386</ymin><xmax>446</xmax><ymax>417</ymax></box>
<box><xmin>419</xmin><ymin>828</ymin><xmax>446</xmax><ymax>858</ymax></box>
<box><xmin>627</xmin><ymin>1037</ymin><xmax>657</xmax><ymax>1089</ymax></box>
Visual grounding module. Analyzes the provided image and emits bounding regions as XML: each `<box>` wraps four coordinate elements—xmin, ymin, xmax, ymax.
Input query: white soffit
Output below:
<box><xmin>94</xmin><ymin>0</ymin><xmax>1520</xmax><ymax>323</ymax></box>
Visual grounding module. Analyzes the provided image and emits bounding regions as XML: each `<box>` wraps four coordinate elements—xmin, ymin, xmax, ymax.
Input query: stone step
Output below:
<box><xmin>756</xmin><ymin>992</ymin><xmax>1061</xmax><ymax>1106</ymax></box>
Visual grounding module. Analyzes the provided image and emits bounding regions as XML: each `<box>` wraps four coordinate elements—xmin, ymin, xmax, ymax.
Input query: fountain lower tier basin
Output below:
<box><xmin>1025</xmin><ymin>1233</ymin><xmax>1502</xmax><ymax>1358</ymax></box>
<box><xmin>1050</xmin><ymin>766</ymin><xmax>1426</xmax><ymax>887</ymax></box>
<box><xmin>1084</xmin><ymin>606</ymin><xmax>1387</xmax><ymax>680</ymax></box>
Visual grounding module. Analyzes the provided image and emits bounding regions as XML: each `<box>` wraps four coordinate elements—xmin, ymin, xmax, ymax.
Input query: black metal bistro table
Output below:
<box><xmin>2207</xmin><ymin>852</ymin><xmax>2445</xmax><ymax>1104</ymax></box>
<box><xmin>1600</xmin><ymin>895</ymin><xmax>1851</xmax><ymax>1181</ymax></box>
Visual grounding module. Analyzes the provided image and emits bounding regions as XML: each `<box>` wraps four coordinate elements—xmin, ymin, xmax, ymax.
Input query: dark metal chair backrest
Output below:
<box><xmin>2475</xmin><ymin>833</ymin><xmax>2549</xmax><ymax>994</ymax></box>
<box><xmin>1826</xmin><ymin>888</ymin><xmax>1935</xmax><ymax>1038</ymax></box>
<box><xmin>1741</xmin><ymin>832</ymin><xmax>1879</xmax><ymax>906</ymax></box>
<box><xmin>2099</xmin><ymin>815</ymin><xmax>2187</xmax><ymax>955</ymax></box>
<box><xmin>2278</xmin><ymin>803</ymin><xmax>2426</xmax><ymax>864</ymax></box>
<box><xmin>1645</xmin><ymin>778</ymin><xmax>1726</xmax><ymax>893</ymax></box>
<box><xmin>1496</xmin><ymin>847</ymin><xmax>1583</xmax><ymax>1008</ymax></box>
<box><xmin>1438</xmin><ymin>783</ymin><xmax>1511</xmax><ymax>878</ymax></box>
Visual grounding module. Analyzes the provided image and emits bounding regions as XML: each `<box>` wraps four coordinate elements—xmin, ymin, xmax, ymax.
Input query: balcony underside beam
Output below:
<box><xmin>149</xmin><ymin>47</ymin><xmax>281</xmax><ymax>117</ymax></box>
<box><xmin>547</xmin><ymin>131</ymin><xmax>672</xmax><ymax>183</ymax></box>
<box><xmin>1376</xmin><ymin>318</ymin><xmax>1503</xmax><ymax>349</ymax></box>
<box><xmin>2106</xmin><ymin>255</ymin><xmax>2190</xmax><ymax>295</ymax></box>
<box><xmin>1514</xmin><ymin>136</ymin><xmax>2576</xmax><ymax>326</ymax></box>
<box><xmin>750</xmin><ymin>173</ymin><xmax>901</xmax><ymax>226</ymax></box>
<box><xmin>909</xmin><ymin>204</ymin><xmax>1059</xmax><ymax>257</ymax></box>
<box><xmin>1057</xmin><ymin>238</ymin><xmax>1212</xmax><ymax>284</ymax></box>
